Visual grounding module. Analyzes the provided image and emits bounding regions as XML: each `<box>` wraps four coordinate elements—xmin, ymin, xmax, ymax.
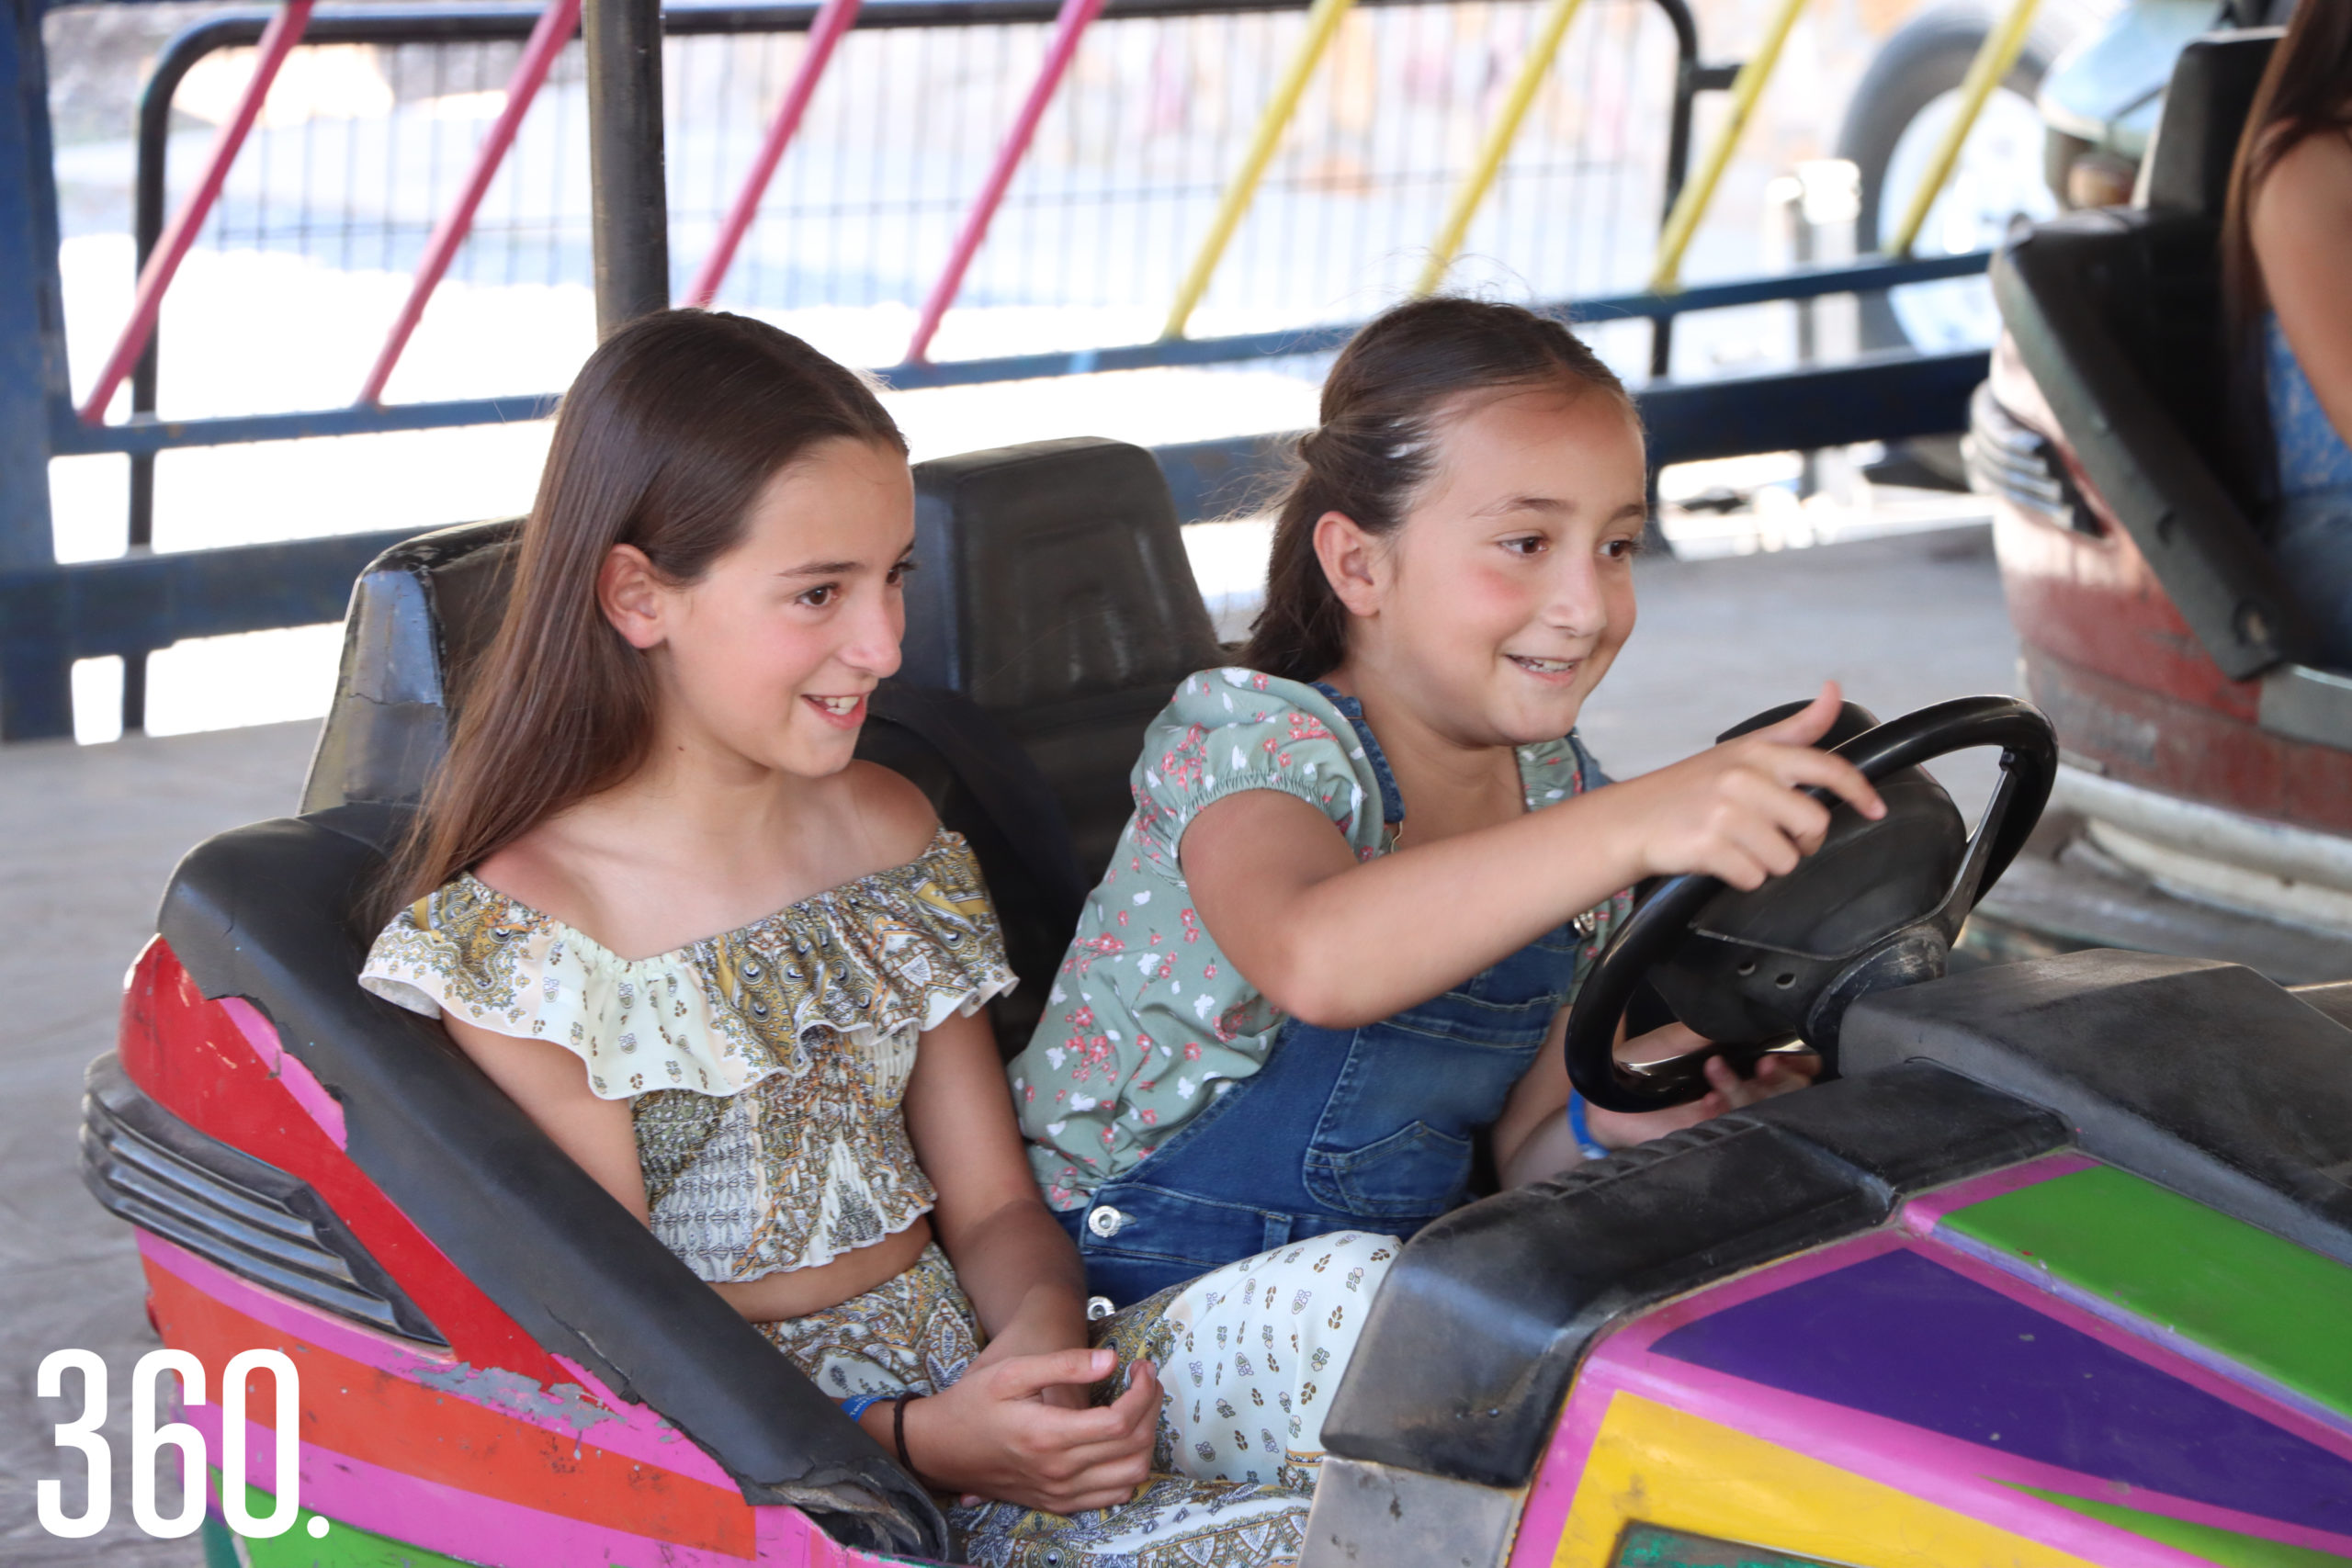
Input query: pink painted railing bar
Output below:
<box><xmin>79</xmin><ymin>0</ymin><xmax>319</xmax><ymax>425</ymax></box>
<box><xmin>681</xmin><ymin>0</ymin><xmax>864</xmax><ymax>308</ymax></box>
<box><xmin>357</xmin><ymin>0</ymin><xmax>582</xmax><ymax>405</ymax></box>
<box><xmin>901</xmin><ymin>0</ymin><xmax>1106</xmax><ymax>363</ymax></box>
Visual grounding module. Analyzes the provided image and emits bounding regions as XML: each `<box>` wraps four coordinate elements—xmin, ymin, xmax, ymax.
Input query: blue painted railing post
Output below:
<box><xmin>0</xmin><ymin>0</ymin><xmax>71</xmax><ymax>739</ymax></box>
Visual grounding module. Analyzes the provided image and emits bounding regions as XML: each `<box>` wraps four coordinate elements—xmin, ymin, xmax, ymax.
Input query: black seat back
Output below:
<box><xmin>300</xmin><ymin>519</ymin><xmax>518</xmax><ymax>821</ymax></box>
<box><xmin>1995</xmin><ymin>28</ymin><xmax>2314</xmax><ymax>680</ymax></box>
<box><xmin>2134</xmin><ymin>27</ymin><xmax>2283</xmax><ymax>218</ymax></box>
<box><xmin>904</xmin><ymin>437</ymin><xmax>1225</xmax><ymax>884</ymax></box>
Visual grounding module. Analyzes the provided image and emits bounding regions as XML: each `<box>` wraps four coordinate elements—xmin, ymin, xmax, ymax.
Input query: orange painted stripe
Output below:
<box><xmin>148</xmin><ymin>1261</ymin><xmax>757</xmax><ymax>1556</ymax></box>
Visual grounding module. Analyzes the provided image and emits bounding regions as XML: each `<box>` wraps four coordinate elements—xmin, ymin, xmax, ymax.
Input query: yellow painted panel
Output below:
<box><xmin>1551</xmin><ymin>1393</ymin><xmax>2105</xmax><ymax>1568</ymax></box>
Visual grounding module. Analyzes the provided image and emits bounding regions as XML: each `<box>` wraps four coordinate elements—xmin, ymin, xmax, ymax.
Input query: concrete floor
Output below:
<box><xmin>3</xmin><ymin>718</ymin><xmax>319</xmax><ymax>1564</ymax></box>
<box><xmin>0</xmin><ymin>523</ymin><xmax>2017</xmax><ymax>1562</ymax></box>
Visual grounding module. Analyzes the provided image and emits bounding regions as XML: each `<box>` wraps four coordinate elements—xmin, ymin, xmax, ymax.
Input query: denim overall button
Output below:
<box><xmin>1086</xmin><ymin>1295</ymin><xmax>1117</xmax><ymax>1321</ymax></box>
<box><xmin>1087</xmin><ymin>1204</ymin><xmax>1127</xmax><ymax>1238</ymax></box>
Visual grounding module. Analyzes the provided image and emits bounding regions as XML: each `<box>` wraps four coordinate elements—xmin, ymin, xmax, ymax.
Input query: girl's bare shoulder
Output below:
<box><xmin>843</xmin><ymin>759</ymin><xmax>944</xmax><ymax>867</ymax></box>
<box><xmin>2254</xmin><ymin>122</ymin><xmax>2352</xmax><ymax>223</ymax></box>
<box><xmin>468</xmin><ymin>823</ymin><xmax>591</xmax><ymax>923</ymax></box>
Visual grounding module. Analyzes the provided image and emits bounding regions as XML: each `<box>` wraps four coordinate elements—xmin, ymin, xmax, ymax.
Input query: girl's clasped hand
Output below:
<box><xmin>907</xmin><ymin>1348</ymin><xmax>1156</xmax><ymax>1512</ymax></box>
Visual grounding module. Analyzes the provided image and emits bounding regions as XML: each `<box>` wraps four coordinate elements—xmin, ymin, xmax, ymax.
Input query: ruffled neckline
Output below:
<box><xmin>360</xmin><ymin>827</ymin><xmax>1015</xmax><ymax>1100</ymax></box>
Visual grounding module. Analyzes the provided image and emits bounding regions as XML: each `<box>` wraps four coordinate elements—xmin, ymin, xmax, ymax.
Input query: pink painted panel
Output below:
<box><xmin>1510</xmin><ymin>1229</ymin><xmax>2352</xmax><ymax>1568</ymax></box>
<box><xmin>191</xmin><ymin>1408</ymin><xmax>875</xmax><ymax>1567</ymax></box>
<box><xmin>138</xmin><ymin>1231</ymin><xmax>737</xmax><ymax>1485</ymax></box>
<box><xmin>219</xmin><ymin>996</ymin><xmax>347</xmax><ymax>1148</ymax></box>
<box><xmin>1599</xmin><ymin>1346</ymin><xmax>2352</xmax><ymax>1562</ymax></box>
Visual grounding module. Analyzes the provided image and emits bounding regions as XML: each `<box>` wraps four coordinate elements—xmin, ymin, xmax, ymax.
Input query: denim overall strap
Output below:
<box><xmin>1060</xmin><ymin>691</ymin><xmax>1587</xmax><ymax>1307</ymax></box>
<box><xmin>1309</xmin><ymin>682</ymin><xmax>1406</xmax><ymax>829</ymax></box>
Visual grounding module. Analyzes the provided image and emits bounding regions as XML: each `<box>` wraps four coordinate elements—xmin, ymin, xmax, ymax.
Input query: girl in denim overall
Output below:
<box><xmin>1008</xmin><ymin>299</ymin><xmax>1885</xmax><ymax>1307</ymax></box>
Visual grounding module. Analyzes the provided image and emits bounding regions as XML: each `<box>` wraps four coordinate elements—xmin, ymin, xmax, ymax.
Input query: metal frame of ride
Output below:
<box><xmin>0</xmin><ymin>0</ymin><xmax>2032</xmax><ymax>744</ymax></box>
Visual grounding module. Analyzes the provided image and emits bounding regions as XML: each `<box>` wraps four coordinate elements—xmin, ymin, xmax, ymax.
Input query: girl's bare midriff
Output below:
<box><xmin>710</xmin><ymin>1215</ymin><xmax>935</xmax><ymax>1324</ymax></box>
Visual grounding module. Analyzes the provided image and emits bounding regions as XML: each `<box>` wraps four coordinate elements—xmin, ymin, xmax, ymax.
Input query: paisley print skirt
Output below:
<box><xmin>760</xmin><ymin>1231</ymin><xmax>1399</xmax><ymax>1567</ymax></box>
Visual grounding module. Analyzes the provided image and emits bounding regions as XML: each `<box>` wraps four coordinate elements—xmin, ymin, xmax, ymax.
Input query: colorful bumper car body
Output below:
<box><xmin>84</xmin><ymin>444</ymin><xmax>2352</xmax><ymax>1563</ymax></box>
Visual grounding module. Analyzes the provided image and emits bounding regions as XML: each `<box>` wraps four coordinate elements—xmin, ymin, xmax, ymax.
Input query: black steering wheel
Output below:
<box><xmin>1565</xmin><ymin>694</ymin><xmax>2058</xmax><ymax>1114</ymax></box>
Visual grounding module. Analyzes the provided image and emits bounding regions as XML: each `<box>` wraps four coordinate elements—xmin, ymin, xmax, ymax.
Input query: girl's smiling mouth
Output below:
<box><xmin>1506</xmin><ymin>654</ymin><xmax>1582</xmax><ymax>678</ymax></box>
<box><xmin>804</xmin><ymin>693</ymin><xmax>868</xmax><ymax>726</ymax></box>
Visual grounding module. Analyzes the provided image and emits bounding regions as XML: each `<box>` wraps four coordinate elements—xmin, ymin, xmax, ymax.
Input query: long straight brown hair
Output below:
<box><xmin>383</xmin><ymin>310</ymin><xmax>904</xmax><ymax>911</ymax></box>
<box><xmin>1238</xmin><ymin>297</ymin><xmax>1635</xmax><ymax>683</ymax></box>
<box><xmin>2220</xmin><ymin>0</ymin><xmax>2352</xmax><ymax>504</ymax></box>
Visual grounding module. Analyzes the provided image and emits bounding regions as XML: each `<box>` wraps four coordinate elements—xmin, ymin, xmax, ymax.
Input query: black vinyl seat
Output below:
<box><xmin>1989</xmin><ymin>28</ymin><xmax>2320</xmax><ymax>679</ymax></box>
<box><xmin>300</xmin><ymin>517</ymin><xmax>518</xmax><ymax>821</ymax></box>
<box><xmin>901</xmin><ymin>436</ymin><xmax>1227</xmax><ymax>884</ymax></box>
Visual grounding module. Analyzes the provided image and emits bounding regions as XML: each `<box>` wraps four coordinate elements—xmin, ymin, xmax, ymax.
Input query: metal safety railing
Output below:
<box><xmin>65</xmin><ymin>0</ymin><xmax>1714</xmax><ymax>719</ymax></box>
<box><xmin>5</xmin><ymin>0</ymin><xmax>2006</xmax><ymax>742</ymax></box>
<box><xmin>109</xmin><ymin>0</ymin><xmax>1703</xmax><ymax>413</ymax></box>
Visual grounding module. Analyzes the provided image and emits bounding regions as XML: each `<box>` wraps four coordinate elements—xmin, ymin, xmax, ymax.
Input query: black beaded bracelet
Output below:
<box><xmin>891</xmin><ymin>1393</ymin><xmax>923</xmax><ymax>1485</ymax></box>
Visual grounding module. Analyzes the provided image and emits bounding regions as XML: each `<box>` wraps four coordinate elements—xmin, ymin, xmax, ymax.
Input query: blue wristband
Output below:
<box><xmin>1566</xmin><ymin>1090</ymin><xmax>1611</xmax><ymax>1161</ymax></box>
<box><xmin>840</xmin><ymin>1393</ymin><xmax>891</xmax><ymax>1421</ymax></box>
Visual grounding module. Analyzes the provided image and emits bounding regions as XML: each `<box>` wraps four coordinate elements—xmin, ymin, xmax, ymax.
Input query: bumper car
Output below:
<box><xmin>1962</xmin><ymin>26</ymin><xmax>2352</xmax><ymax>984</ymax></box>
<box><xmin>84</xmin><ymin>432</ymin><xmax>2352</xmax><ymax>1562</ymax></box>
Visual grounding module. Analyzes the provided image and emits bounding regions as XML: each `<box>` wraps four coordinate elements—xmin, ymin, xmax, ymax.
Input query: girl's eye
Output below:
<box><xmin>887</xmin><ymin>558</ymin><xmax>916</xmax><ymax>586</ymax></box>
<box><xmin>797</xmin><ymin>584</ymin><xmax>838</xmax><ymax>608</ymax></box>
<box><xmin>1502</xmin><ymin>536</ymin><xmax>1547</xmax><ymax>557</ymax></box>
<box><xmin>1600</xmin><ymin>536</ymin><xmax>1643</xmax><ymax>561</ymax></box>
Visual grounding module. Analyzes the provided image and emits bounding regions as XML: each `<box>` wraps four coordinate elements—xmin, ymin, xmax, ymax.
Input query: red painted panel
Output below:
<box><xmin>145</xmin><ymin>1260</ymin><xmax>756</xmax><ymax>1554</ymax></box>
<box><xmin>1990</xmin><ymin>500</ymin><xmax>2259</xmax><ymax>720</ymax></box>
<box><xmin>1984</xmin><ymin>342</ymin><xmax>2352</xmax><ymax>835</ymax></box>
<box><xmin>119</xmin><ymin>940</ymin><xmax>564</xmax><ymax>1383</ymax></box>
<box><xmin>2022</xmin><ymin>646</ymin><xmax>2352</xmax><ymax>834</ymax></box>
<box><xmin>1984</xmin><ymin>334</ymin><xmax>2261</xmax><ymax>720</ymax></box>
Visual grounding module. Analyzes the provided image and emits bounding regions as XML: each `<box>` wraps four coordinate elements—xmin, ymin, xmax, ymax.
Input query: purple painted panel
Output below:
<box><xmin>1650</xmin><ymin>1247</ymin><xmax>2352</xmax><ymax>1536</ymax></box>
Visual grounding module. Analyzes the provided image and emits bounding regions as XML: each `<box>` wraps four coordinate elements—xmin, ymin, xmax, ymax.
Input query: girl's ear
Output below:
<box><xmin>1312</xmin><ymin>510</ymin><xmax>1386</xmax><ymax>617</ymax></box>
<box><xmin>598</xmin><ymin>544</ymin><xmax>669</xmax><ymax>650</ymax></box>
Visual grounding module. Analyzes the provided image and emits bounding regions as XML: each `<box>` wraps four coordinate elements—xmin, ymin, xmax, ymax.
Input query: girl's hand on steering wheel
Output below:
<box><xmin>898</xmin><ymin>1347</ymin><xmax>1158</xmax><ymax>1515</ymax></box>
<box><xmin>1584</xmin><ymin>1023</ymin><xmax>1821</xmax><ymax>1146</ymax></box>
<box><xmin>1614</xmin><ymin>683</ymin><xmax>1884</xmax><ymax>890</ymax></box>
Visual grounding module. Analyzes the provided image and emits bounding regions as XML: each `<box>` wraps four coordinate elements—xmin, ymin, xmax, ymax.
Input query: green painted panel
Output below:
<box><xmin>1614</xmin><ymin>1523</ymin><xmax>1843</xmax><ymax>1568</ymax></box>
<box><xmin>205</xmin><ymin>1471</ymin><xmax>481</xmax><ymax>1568</ymax></box>
<box><xmin>1942</xmin><ymin>1166</ymin><xmax>2352</xmax><ymax>1419</ymax></box>
<box><xmin>2009</xmin><ymin>1484</ymin><xmax>2352</xmax><ymax>1568</ymax></box>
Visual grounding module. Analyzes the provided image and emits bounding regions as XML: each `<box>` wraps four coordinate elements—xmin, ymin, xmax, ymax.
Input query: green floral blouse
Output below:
<box><xmin>1006</xmin><ymin>667</ymin><xmax>1623</xmax><ymax>1213</ymax></box>
<box><xmin>360</xmin><ymin>829</ymin><xmax>1016</xmax><ymax>1280</ymax></box>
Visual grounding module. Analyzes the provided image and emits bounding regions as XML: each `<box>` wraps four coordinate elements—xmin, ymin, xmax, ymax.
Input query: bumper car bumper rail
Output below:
<box><xmin>81</xmin><ymin>1050</ymin><xmax>448</xmax><ymax>1346</ymax></box>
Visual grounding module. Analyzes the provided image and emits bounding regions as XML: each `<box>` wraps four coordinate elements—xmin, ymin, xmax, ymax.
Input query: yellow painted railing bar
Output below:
<box><xmin>1161</xmin><ymin>0</ymin><xmax>1357</xmax><ymax>340</ymax></box>
<box><xmin>1646</xmin><ymin>0</ymin><xmax>1810</xmax><ymax>293</ymax></box>
<box><xmin>1885</xmin><ymin>0</ymin><xmax>2041</xmax><ymax>257</ymax></box>
<box><xmin>1414</xmin><ymin>0</ymin><xmax>1593</xmax><ymax>296</ymax></box>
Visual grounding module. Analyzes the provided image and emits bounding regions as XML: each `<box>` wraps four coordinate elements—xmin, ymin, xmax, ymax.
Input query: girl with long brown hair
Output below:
<box><xmin>360</xmin><ymin>309</ymin><xmax>1408</xmax><ymax>1565</ymax></box>
<box><xmin>1011</xmin><ymin>297</ymin><xmax>1885</xmax><ymax>1309</ymax></box>
<box><xmin>2222</xmin><ymin>0</ymin><xmax>2352</xmax><ymax>667</ymax></box>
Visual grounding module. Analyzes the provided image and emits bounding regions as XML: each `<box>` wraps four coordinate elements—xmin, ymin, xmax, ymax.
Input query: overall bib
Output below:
<box><xmin>1058</xmin><ymin>688</ymin><xmax>1600</xmax><ymax>1307</ymax></box>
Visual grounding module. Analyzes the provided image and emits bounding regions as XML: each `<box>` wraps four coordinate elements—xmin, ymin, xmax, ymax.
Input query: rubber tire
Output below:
<box><xmin>1837</xmin><ymin>3</ymin><xmax>2052</xmax><ymax>355</ymax></box>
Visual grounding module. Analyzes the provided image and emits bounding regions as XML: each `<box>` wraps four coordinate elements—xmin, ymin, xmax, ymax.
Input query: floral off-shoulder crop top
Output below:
<box><xmin>359</xmin><ymin>829</ymin><xmax>1016</xmax><ymax>1284</ymax></box>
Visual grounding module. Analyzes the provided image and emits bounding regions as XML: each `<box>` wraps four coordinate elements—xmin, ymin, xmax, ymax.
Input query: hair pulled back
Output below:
<box><xmin>1238</xmin><ymin>296</ymin><xmax>1634</xmax><ymax>682</ymax></box>
<box><xmin>386</xmin><ymin>309</ymin><xmax>904</xmax><ymax>908</ymax></box>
